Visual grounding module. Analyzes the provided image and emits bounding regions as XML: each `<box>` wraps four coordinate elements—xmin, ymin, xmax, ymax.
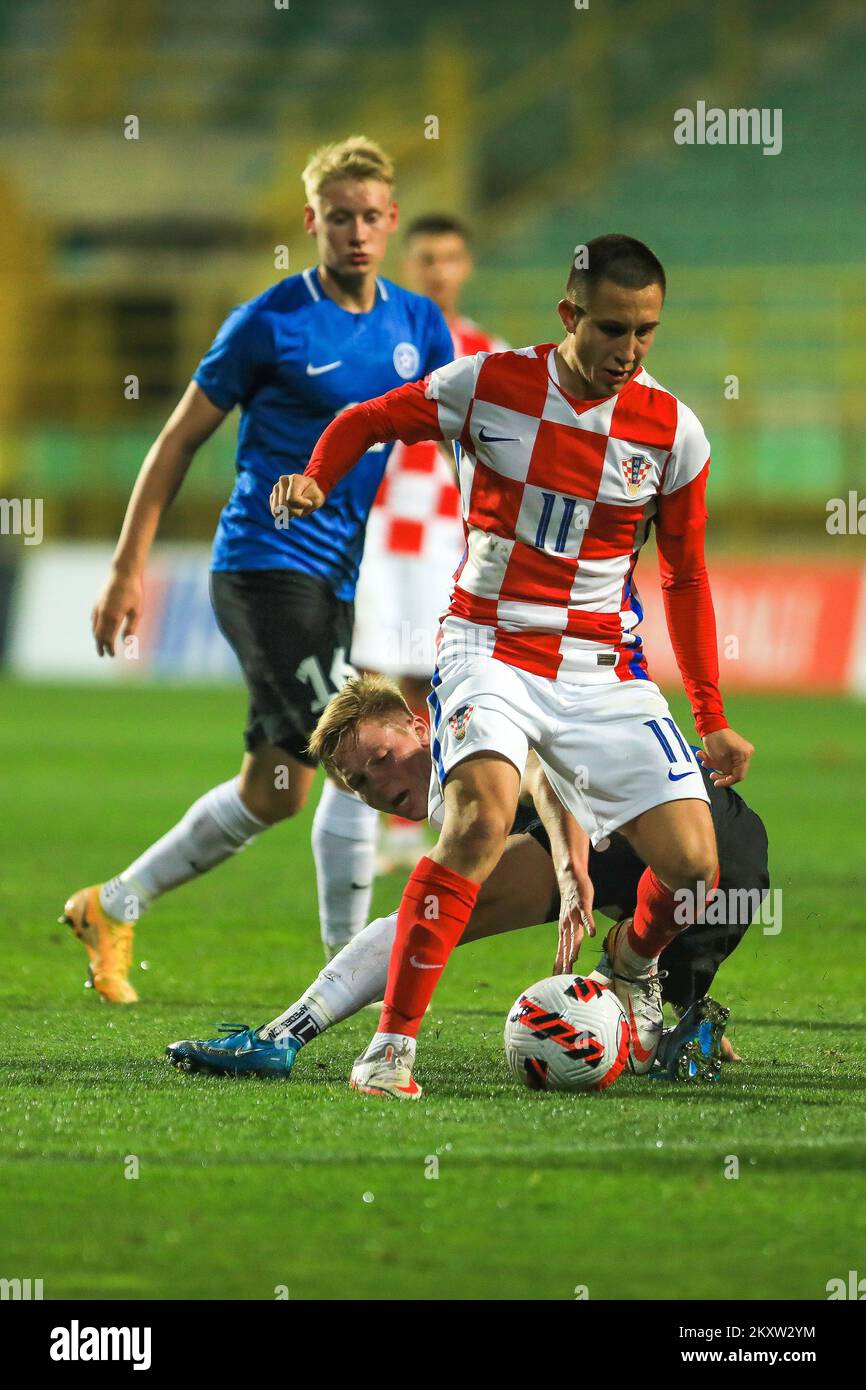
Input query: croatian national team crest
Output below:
<box><xmin>448</xmin><ymin>704</ymin><xmax>474</xmax><ymax>741</ymax></box>
<box><xmin>622</xmin><ymin>453</ymin><xmax>653</xmax><ymax>495</ymax></box>
<box><xmin>393</xmin><ymin>341</ymin><xmax>420</xmax><ymax>379</ymax></box>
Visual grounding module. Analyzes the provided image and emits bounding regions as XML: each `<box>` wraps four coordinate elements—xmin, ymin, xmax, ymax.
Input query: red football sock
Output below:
<box><xmin>379</xmin><ymin>855</ymin><xmax>480</xmax><ymax>1038</ymax></box>
<box><xmin>628</xmin><ymin>866</ymin><xmax>720</xmax><ymax>960</ymax></box>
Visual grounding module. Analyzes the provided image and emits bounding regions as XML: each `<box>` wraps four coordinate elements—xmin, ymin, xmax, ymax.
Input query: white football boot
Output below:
<box><xmin>601</xmin><ymin>918</ymin><xmax>664</xmax><ymax>1073</ymax></box>
<box><xmin>349</xmin><ymin>1038</ymin><xmax>422</xmax><ymax>1100</ymax></box>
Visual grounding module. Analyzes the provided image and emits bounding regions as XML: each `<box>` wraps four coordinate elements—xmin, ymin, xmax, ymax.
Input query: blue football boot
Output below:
<box><xmin>655</xmin><ymin>997</ymin><xmax>730</xmax><ymax>1082</ymax></box>
<box><xmin>166</xmin><ymin>1023</ymin><xmax>301</xmax><ymax>1077</ymax></box>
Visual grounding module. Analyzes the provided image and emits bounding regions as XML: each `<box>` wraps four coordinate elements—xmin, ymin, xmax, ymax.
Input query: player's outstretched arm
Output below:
<box><xmin>655</xmin><ymin>465</ymin><xmax>754</xmax><ymax>783</ymax></box>
<box><xmin>92</xmin><ymin>384</ymin><xmax>226</xmax><ymax>656</ymax></box>
<box><xmin>269</xmin><ymin>378</ymin><xmax>444</xmax><ymax>524</ymax></box>
<box><xmin>520</xmin><ymin>753</ymin><xmax>595</xmax><ymax>971</ymax></box>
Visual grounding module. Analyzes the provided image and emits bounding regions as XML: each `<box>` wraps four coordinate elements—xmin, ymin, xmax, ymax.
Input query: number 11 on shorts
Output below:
<box><xmin>644</xmin><ymin>717</ymin><xmax>698</xmax><ymax>782</ymax></box>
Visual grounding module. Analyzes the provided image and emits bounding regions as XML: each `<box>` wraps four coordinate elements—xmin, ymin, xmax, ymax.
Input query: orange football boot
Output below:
<box><xmin>60</xmin><ymin>885</ymin><xmax>139</xmax><ymax>1004</ymax></box>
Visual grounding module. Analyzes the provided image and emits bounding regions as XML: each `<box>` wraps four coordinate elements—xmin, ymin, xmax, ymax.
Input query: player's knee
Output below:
<box><xmin>649</xmin><ymin>808</ymin><xmax>718</xmax><ymax>892</ymax></box>
<box><xmin>471</xmin><ymin>802</ymin><xmax>513</xmax><ymax>848</ymax></box>
<box><xmin>241</xmin><ymin>788</ymin><xmax>302</xmax><ymax>825</ymax></box>
<box><xmin>239</xmin><ymin>745</ymin><xmax>316</xmax><ymax>824</ymax></box>
<box><xmin>238</xmin><ymin>771</ymin><xmax>308</xmax><ymax>824</ymax></box>
<box><xmin>441</xmin><ymin>805</ymin><xmax>510</xmax><ymax>874</ymax></box>
<box><xmin>661</xmin><ymin>845</ymin><xmax>719</xmax><ymax>894</ymax></box>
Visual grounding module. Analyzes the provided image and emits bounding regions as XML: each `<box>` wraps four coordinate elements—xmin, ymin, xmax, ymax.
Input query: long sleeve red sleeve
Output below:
<box><xmin>654</xmin><ymin>463</ymin><xmax>727</xmax><ymax>738</ymax></box>
<box><xmin>305</xmin><ymin>379</ymin><xmax>443</xmax><ymax>493</ymax></box>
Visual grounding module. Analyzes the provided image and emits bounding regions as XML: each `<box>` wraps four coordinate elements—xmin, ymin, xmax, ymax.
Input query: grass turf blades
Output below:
<box><xmin>1</xmin><ymin>681</ymin><xmax>863</xmax><ymax>1300</ymax></box>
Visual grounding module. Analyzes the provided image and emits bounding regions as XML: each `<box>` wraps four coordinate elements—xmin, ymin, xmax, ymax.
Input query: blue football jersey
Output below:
<box><xmin>194</xmin><ymin>268</ymin><xmax>453</xmax><ymax>600</ymax></box>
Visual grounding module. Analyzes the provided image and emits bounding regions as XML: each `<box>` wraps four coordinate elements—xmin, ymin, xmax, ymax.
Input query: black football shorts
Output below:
<box><xmin>521</xmin><ymin>769</ymin><xmax>770</xmax><ymax>1010</ymax></box>
<box><xmin>210</xmin><ymin>569</ymin><xmax>356</xmax><ymax>767</ymax></box>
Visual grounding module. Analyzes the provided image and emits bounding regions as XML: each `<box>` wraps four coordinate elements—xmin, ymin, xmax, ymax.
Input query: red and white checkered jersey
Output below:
<box><xmin>426</xmin><ymin>343</ymin><xmax>709</xmax><ymax>669</ymax></box>
<box><xmin>307</xmin><ymin>342</ymin><xmax>726</xmax><ymax>735</ymax></box>
<box><xmin>369</xmin><ymin>316</ymin><xmax>507</xmax><ymax>558</ymax></box>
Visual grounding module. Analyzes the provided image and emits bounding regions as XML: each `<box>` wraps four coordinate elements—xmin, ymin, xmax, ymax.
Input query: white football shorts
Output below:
<box><xmin>351</xmin><ymin>538</ymin><xmax>462</xmax><ymax>678</ymax></box>
<box><xmin>426</xmin><ymin>651</ymin><xmax>710</xmax><ymax>848</ymax></box>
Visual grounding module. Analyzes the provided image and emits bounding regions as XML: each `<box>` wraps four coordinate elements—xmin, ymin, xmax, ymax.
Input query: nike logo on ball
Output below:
<box><xmin>306</xmin><ymin>360</ymin><xmax>342</xmax><ymax>375</ymax></box>
<box><xmin>478</xmin><ymin>425</ymin><xmax>519</xmax><ymax>442</ymax></box>
<box><xmin>410</xmin><ymin>956</ymin><xmax>444</xmax><ymax>970</ymax></box>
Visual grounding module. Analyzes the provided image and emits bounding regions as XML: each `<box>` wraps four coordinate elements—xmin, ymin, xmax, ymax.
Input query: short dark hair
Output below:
<box><xmin>566</xmin><ymin>234</ymin><xmax>666</xmax><ymax>311</ymax></box>
<box><xmin>404</xmin><ymin>213</ymin><xmax>472</xmax><ymax>246</ymax></box>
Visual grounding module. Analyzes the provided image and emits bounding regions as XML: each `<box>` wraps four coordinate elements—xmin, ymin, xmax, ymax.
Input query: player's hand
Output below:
<box><xmin>553</xmin><ymin>868</ymin><xmax>596</xmax><ymax>974</ymax></box>
<box><xmin>697</xmin><ymin>727</ymin><xmax>754</xmax><ymax>787</ymax></box>
<box><xmin>91</xmin><ymin>569</ymin><xmax>143</xmax><ymax>657</ymax></box>
<box><xmin>721</xmin><ymin>1035</ymin><xmax>743</xmax><ymax>1063</ymax></box>
<box><xmin>269</xmin><ymin>474</ymin><xmax>325</xmax><ymax>523</ymax></box>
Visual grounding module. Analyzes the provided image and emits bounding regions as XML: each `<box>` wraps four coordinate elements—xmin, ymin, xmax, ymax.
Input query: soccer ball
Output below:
<box><xmin>504</xmin><ymin>974</ymin><xmax>631</xmax><ymax>1093</ymax></box>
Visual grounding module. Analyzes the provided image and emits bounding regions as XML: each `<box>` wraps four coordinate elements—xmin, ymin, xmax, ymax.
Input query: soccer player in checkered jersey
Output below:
<box><xmin>62</xmin><ymin>137</ymin><xmax>453</xmax><ymax>1001</ymax></box>
<box><xmin>271</xmin><ymin>234</ymin><xmax>754</xmax><ymax>1097</ymax></box>
<box><xmin>352</xmin><ymin>214</ymin><xmax>507</xmax><ymax>873</ymax></box>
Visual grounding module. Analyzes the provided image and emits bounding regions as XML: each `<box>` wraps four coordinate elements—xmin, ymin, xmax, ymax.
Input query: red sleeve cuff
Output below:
<box><xmin>306</xmin><ymin>380</ymin><xmax>441</xmax><ymax>493</ymax></box>
<box><xmin>696</xmin><ymin>715</ymin><xmax>729</xmax><ymax>739</ymax></box>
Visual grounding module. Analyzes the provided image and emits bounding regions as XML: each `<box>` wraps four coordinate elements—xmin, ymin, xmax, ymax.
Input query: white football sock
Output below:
<box><xmin>258</xmin><ymin>999</ymin><xmax>328</xmax><ymax>1046</ymax></box>
<box><xmin>369</xmin><ymin>1031</ymin><xmax>417</xmax><ymax>1065</ymax></box>
<box><xmin>617</xmin><ymin>930</ymin><xmax>660</xmax><ymax>977</ymax></box>
<box><xmin>311</xmin><ymin>779</ymin><xmax>380</xmax><ymax>954</ymax></box>
<box><xmin>260</xmin><ymin>912</ymin><xmax>397</xmax><ymax>1043</ymax></box>
<box><xmin>99</xmin><ymin>777</ymin><xmax>267</xmax><ymax>920</ymax></box>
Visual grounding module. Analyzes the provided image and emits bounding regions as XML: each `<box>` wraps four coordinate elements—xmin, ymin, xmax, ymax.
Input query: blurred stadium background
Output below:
<box><xmin>2</xmin><ymin>0</ymin><xmax>866</xmax><ymax>1307</ymax></box>
<box><xmin>0</xmin><ymin>0</ymin><xmax>863</xmax><ymax>689</ymax></box>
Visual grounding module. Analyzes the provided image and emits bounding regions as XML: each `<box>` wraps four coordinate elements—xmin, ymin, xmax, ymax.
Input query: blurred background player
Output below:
<box><xmin>61</xmin><ymin>136</ymin><xmax>453</xmax><ymax>999</ymax></box>
<box><xmin>351</xmin><ymin>214</ymin><xmax>507</xmax><ymax>873</ymax></box>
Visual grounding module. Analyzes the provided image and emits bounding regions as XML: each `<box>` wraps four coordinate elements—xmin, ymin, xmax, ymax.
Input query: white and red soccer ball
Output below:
<box><xmin>504</xmin><ymin>974</ymin><xmax>630</xmax><ymax>1093</ymax></box>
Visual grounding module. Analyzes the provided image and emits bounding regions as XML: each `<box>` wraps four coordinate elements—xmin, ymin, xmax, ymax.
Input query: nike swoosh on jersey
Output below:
<box><xmin>305</xmin><ymin>360</ymin><xmax>343</xmax><ymax>375</ymax></box>
<box><xmin>410</xmin><ymin>955</ymin><xmax>445</xmax><ymax>970</ymax></box>
<box><xmin>478</xmin><ymin>425</ymin><xmax>520</xmax><ymax>442</ymax></box>
<box><xmin>668</xmin><ymin>769</ymin><xmax>697</xmax><ymax>782</ymax></box>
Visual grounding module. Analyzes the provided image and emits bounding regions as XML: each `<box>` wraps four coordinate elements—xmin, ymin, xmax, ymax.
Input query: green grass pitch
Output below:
<box><xmin>1</xmin><ymin>679</ymin><xmax>864</xmax><ymax>1301</ymax></box>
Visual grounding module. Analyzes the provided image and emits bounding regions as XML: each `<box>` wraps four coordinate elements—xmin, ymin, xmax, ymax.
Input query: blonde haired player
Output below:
<box><xmin>62</xmin><ymin>136</ymin><xmax>452</xmax><ymax>1000</ymax></box>
<box><xmin>351</xmin><ymin>214</ymin><xmax>507</xmax><ymax>872</ymax></box>
<box><xmin>271</xmin><ymin>234</ymin><xmax>754</xmax><ymax>1098</ymax></box>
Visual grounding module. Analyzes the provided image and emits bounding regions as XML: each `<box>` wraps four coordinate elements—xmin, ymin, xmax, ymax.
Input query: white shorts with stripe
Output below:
<box><xmin>425</xmin><ymin>651</ymin><xmax>709</xmax><ymax>848</ymax></box>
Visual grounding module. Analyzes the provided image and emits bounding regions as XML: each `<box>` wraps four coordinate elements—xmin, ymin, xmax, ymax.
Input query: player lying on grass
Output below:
<box><xmin>268</xmin><ymin>233</ymin><xmax>755</xmax><ymax>1098</ymax></box>
<box><xmin>167</xmin><ymin>675</ymin><xmax>769</xmax><ymax>1082</ymax></box>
